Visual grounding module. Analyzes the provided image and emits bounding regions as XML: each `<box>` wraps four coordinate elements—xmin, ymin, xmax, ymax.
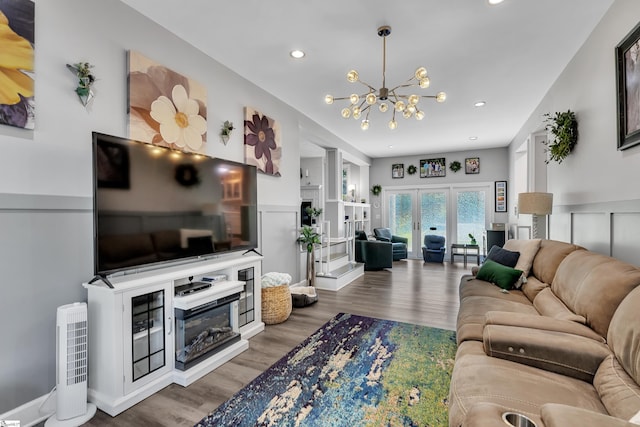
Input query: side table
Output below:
<box><xmin>450</xmin><ymin>244</ymin><xmax>480</xmax><ymax>267</ymax></box>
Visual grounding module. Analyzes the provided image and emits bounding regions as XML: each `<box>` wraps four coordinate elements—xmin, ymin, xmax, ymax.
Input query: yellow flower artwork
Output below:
<box><xmin>128</xmin><ymin>50</ymin><xmax>207</xmax><ymax>152</ymax></box>
<box><xmin>0</xmin><ymin>0</ymin><xmax>34</xmax><ymax>130</ymax></box>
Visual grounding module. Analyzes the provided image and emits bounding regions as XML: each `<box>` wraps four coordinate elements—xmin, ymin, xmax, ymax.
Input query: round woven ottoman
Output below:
<box><xmin>261</xmin><ymin>284</ymin><xmax>292</xmax><ymax>325</ymax></box>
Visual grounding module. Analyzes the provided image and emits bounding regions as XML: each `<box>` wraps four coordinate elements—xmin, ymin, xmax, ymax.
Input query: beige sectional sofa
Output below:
<box><xmin>449</xmin><ymin>239</ymin><xmax>640</xmax><ymax>427</ymax></box>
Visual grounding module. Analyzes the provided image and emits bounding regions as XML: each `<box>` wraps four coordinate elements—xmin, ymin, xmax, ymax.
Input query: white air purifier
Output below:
<box><xmin>45</xmin><ymin>302</ymin><xmax>96</xmax><ymax>427</ymax></box>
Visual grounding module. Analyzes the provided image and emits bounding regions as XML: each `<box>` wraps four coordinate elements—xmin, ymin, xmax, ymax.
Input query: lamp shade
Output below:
<box><xmin>518</xmin><ymin>192</ymin><xmax>553</xmax><ymax>215</ymax></box>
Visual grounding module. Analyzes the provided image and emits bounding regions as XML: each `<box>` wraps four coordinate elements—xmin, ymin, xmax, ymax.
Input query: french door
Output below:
<box><xmin>384</xmin><ymin>185</ymin><xmax>489</xmax><ymax>258</ymax></box>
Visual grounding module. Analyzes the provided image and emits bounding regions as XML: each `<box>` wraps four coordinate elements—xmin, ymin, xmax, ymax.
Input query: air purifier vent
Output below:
<box><xmin>65</xmin><ymin>315</ymin><xmax>87</xmax><ymax>386</ymax></box>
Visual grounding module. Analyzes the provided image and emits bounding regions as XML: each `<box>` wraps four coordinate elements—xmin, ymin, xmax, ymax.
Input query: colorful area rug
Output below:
<box><xmin>196</xmin><ymin>313</ymin><xmax>457</xmax><ymax>427</ymax></box>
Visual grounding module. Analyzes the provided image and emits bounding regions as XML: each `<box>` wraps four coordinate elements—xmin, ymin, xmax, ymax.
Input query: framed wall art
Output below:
<box><xmin>616</xmin><ymin>21</ymin><xmax>640</xmax><ymax>150</ymax></box>
<box><xmin>392</xmin><ymin>163</ymin><xmax>404</xmax><ymax>179</ymax></box>
<box><xmin>465</xmin><ymin>157</ymin><xmax>480</xmax><ymax>174</ymax></box>
<box><xmin>495</xmin><ymin>181</ymin><xmax>507</xmax><ymax>212</ymax></box>
<box><xmin>244</xmin><ymin>107</ymin><xmax>281</xmax><ymax>177</ymax></box>
<box><xmin>420</xmin><ymin>158</ymin><xmax>446</xmax><ymax>178</ymax></box>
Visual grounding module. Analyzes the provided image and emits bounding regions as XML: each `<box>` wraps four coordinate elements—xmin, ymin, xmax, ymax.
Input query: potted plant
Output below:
<box><xmin>543</xmin><ymin>110</ymin><xmax>578</xmax><ymax>164</ymax></box>
<box><xmin>220</xmin><ymin>120</ymin><xmax>234</xmax><ymax>145</ymax></box>
<box><xmin>468</xmin><ymin>233</ymin><xmax>477</xmax><ymax>245</ymax></box>
<box><xmin>298</xmin><ymin>225</ymin><xmax>321</xmax><ymax>286</ymax></box>
<box><xmin>305</xmin><ymin>207</ymin><xmax>323</xmax><ymax>224</ymax></box>
<box><xmin>66</xmin><ymin>62</ymin><xmax>96</xmax><ymax>106</ymax></box>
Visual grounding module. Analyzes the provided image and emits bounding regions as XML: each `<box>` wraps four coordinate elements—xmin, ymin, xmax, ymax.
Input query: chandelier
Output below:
<box><xmin>324</xmin><ymin>26</ymin><xmax>446</xmax><ymax>131</ymax></box>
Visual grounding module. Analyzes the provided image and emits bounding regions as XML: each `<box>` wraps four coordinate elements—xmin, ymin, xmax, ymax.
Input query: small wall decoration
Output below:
<box><xmin>420</xmin><ymin>158</ymin><xmax>446</xmax><ymax>178</ymax></box>
<box><xmin>465</xmin><ymin>157</ymin><xmax>480</xmax><ymax>174</ymax></box>
<box><xmin>174</xmin><ymin>164</ymin><xmax>200</xmax><ymax>187</ymax></box>
<box><xmin>371</xmin><ymin>184</ymin><xmax>382</xmax><ymax>196</ymax></box>
<box><xmin>0</xmin><ymin>0</ymin><xmax>35</xmax><ymax>130</ymax></box>
<box><xmin>543</xmin><ymin>110</ymin><xmax>578</xmax><ymax>163</ymax></box>
<box><xmin>616</xmin><ymin>21</ymin><xmax>640</xmax><ymax>150</ymax></box>
<box><xmin>449</xmin><ymin>160</ymin><xmax>461</xmax><ymax>173</ymax></box>
<box><xmin>392</xmin><ymin>163</ymin><xmax>404</xmax><ymax>179</ymax></box>
<box><xmin>407</xmin><ymin>164</ymin><xmax>417</xmax><ymax>175</ymax></box>
<box><xmin>66</xmin><ymin>62</ymin><xmax>96</xmax><ymax>106</ymax></box>
<box><xmin>220</xmin><ymin>120</ymin><xmax>234</xmax><ymax>145</ymax></box>
<box><xmin>244</xmin><ymin>107</ymin><xmax>281</xmax><ymax>176</ymax></box>
<box><xmin>495</xmin><ymin>181</ymin><xmax>507</xmax><ymax>212</ymax></box>
<box><xmin>128</xmin><ymin>50</ymin><xmax>207</xmax><ymax>153</ymax></box>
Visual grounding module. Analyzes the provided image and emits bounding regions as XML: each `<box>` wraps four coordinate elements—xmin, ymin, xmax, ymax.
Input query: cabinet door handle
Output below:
<box><xmin>167</xmin><ymin>316</ymin><xmax>173</xmax><ymax>335</ymax></box>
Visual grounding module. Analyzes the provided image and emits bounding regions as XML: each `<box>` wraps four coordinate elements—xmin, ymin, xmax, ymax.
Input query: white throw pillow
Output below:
<box><xmin>631</xmin><ymin>409</ymin><xmax>640</xmax><ymax>425</ymax></box>
<box><xmin>503</xmin><ymin>239</ymin><xmax>541</xmax><ymax>278</ymax></box>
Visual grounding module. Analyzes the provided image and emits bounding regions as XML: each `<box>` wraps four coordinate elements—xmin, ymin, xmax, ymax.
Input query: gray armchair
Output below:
<box><xmin>422</xmin><ymin>234</ymin><xmax>446</xmax><ymax>263</ymax></box>
<box><xmin>354</xmin><ymin>230</ymin><xmax>393</xmax><ymax>270</ymax></box>
<box><xmin>373</xmin><ymin>228</ymin><xmax>408</xmax><ymax>261</ymax></box>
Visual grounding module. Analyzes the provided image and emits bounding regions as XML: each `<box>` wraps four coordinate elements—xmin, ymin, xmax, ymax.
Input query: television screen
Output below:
<box><xmin>92</xmin><ymin>132</ymin><xmax>258</xmax><ymax>276</ymax></box>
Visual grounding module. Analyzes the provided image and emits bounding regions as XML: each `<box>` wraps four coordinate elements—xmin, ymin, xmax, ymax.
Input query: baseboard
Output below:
<box><xmin>0</xmin><ymin>393</ymin><xmax>55</xmax><ymax>427</ymax></box>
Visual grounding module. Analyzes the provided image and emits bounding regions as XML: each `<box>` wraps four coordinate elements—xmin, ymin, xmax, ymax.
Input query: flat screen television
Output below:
<box><xmin>92</xmin><ymin>132</ymin><xmax>258</xmax><ymax>277</ymax></box>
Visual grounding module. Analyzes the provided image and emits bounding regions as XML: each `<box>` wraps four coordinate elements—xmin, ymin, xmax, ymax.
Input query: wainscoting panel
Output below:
<box><xmin>551</xmin><ymin>199</ymin><xmax>640</xmax><ymax>267</ymax></box>
<box><xmin>612</xmin><ymin>213</ymin><xmax>640</xmax><ymax>266</ymax></box>
<box><xmin>571</xmin><ymin>212</ymin><xmax>610</xmax><ymax>256</ymax></box>
<box><xmin>258</xmin><ymin>205</ymin><xmax>300</xmax><ymax>283</ymax></box>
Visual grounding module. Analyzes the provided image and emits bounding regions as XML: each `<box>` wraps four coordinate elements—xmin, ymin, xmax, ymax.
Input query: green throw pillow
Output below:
<box><xmin>476</xmin><ymin>259</ymin><xmax>523</xmax><ymax>290</ymax></box>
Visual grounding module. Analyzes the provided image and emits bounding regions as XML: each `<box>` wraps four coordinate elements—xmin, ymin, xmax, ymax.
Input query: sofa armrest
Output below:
<box><xmin>461</xmin><ymin>402</ymin><xmax>540</xmax><ymax>427</ymax></box>
<box><xmin>484</xmin><ymin>311</ymin><xmax>606</xmax><ymax>343</ymax></box>
<box><xmin>375</xmin><ymin>236</ymin><xmax>391</xmax><ymax>242</ymax></box>
<box><xmin>391</xmin><ymin>235</ymin><xmax>408</xmax><ymax>244</ymax></box>
<box><xmin>541</xmin><ymin>403</ymin><xmax>635</xmax><ymax>427</ymax></box>
<box><xmin>483</xmin><ymin>324</ymin><xmax>612</xmax><ymax>382</ymax></box>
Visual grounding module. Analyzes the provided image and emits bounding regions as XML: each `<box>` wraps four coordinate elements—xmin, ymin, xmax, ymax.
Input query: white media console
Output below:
<box><xmin>83</xmin><ymin>253</ymin><xmax>264</xmax><ymax>417</ymax></box>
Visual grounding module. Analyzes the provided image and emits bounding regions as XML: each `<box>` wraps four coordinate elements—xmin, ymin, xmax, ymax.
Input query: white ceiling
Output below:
<box><xmin>120</xmin><ymin>0</ymin><xmax>613</xmax><ymax>159</ymax></box>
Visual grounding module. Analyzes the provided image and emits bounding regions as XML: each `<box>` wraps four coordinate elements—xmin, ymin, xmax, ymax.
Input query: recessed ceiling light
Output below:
<box><xmin>290</xmin><ymin>50</ymin><xmax>305</xmax><ymax>59</ymax></box>
<box><xmin>488</xmin><ymin>0</ymin><xmax>504</xmax><ymax>4</ymax></box>
<box><xmin>474</xmin><ymin>101</ymin><xmax>486</xmax><ymax>107</ymax></box>
<box><xmin>469</xmin><ymin>136</ymin><xmax>478</xmax><ymax>141</ymax></box>
<box><xmin>388</xmin><ymin>145</ymin><xmax>394</xmax><ymax>149</ymax></box>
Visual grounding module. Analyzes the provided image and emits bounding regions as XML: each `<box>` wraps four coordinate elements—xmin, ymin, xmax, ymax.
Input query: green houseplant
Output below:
<box><xmin>298</xmin><ymin>225</ymin><xmax>321</xmax><ymax>286</ymax></box>
<box><xmin>543</xmin><ymin>110</ymin><xmax>578</xmax><ymax>164</ymax></box>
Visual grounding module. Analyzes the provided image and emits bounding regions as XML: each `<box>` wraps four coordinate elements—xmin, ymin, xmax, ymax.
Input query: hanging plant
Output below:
<box><xmin>449</xmin><ymin>161</ymin><xmax>461</xmax><ymax>173</ymax></box>
<box><xmin>66</xmin><ymin>61</ymin><xmax>96</xmax><ymax>106</ymax></box>
<box><xmin>220</xmin><ymin>120</ymin><xmax>234</xmax><ymax>145</ymax></box>
<box><xmin>407</xmin><ymin>164</ymin><xmax>417</xmax><ymax>175</ymax></box>
<box><xmin>543</xmin><ymin>110</ymin><xmax>578</xmax><ymax>164</ymax></box>
<box><xmin>371</xmin><ymin>184</ymin><xmax>382</xmax><ymax>196</ymax></box>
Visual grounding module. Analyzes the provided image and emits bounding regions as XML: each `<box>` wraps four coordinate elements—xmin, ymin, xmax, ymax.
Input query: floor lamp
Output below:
<box><xmin>518</xmin><ymin>192</ymin><xmax>553</xmax><ymax>239</ymax></box>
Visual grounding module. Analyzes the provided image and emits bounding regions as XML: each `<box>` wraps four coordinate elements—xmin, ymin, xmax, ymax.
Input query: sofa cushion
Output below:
<box><xmin>448</xmin><ymin>341</ymin><xmax>608</xmax><ymax>427</ymax></box>
<box><xmin>594</xmin><ymin>354</ymin><xmax>640</xmax><ymax>420</ymax></box>
<box><xmin>533</xmin><ymin>287</ymin><xmax>586</xmax><ymax>323</ymax></box>
<box><xmin>456</xmin><ymin>295</ymin><xmax>537</xmax><ymax>343</ymax></box>
<box><xmin>476</xmin><ymin>259</ymin><xmax>522</xmax><ymax>290</ymax></box>
<box><xmin>531</xmin><ymin>239</ymin><xmax>584</xmax><ymax>285</ymax></box>
<box><xmin>607</xmin><ymin>285</ymin><xmax>640</xmax><ymax>388</ymax></box>
<box><xmin>459</xmin><ymin>275</ymin><xmax>532</xmax><ymax>303</ymax></box>
<box><xmin>521</xmin><ymin>276</ymin><xmax>550</xmax><ymax>302</ymax></box>
<box><xmin>503</xmin><ymin>238</ymin><xmax>541</xmax><ymax>277</ymax></box>
<box><xmin>486</xmin><ymin>245</ymin><xmax>520</xmax><ymax>267</ymax></box>
<box><xmin>552</xmin><ymin>250</ymin><xmax>640</xmax><ymax>338</ymax></box>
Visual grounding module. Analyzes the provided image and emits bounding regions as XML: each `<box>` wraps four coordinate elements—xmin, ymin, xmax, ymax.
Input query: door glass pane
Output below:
<box><xmin>420</xmin><ymin>192</ymin><xmax>447</xmax><ymax>240</ymax></box>
<box><xmin>456</xmin><ymin>191</ymin><xmax>486</xmax><ymax>245</ymax></box>
<box><xmin>388</xmin><ymin>193</ymin><xmax>413</xmax><ymax>250</ymax></box>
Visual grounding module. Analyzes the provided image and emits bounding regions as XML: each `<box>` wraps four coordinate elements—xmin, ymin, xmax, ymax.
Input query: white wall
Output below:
<box><xmin>508</xmin><ymin>0</ymin><xmax>640</xmax><ymax>264</ymax></box>
<box><xmin>0</xmin><ymin>0</ymin><xmax>368</xmax><ymax>413</ymax></box>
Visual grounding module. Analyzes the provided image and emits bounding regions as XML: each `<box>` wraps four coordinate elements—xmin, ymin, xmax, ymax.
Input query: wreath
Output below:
<box><xmin>449</xmin><ymin>161</ymin><xmax>462</xmax><ymax>173</ymax></box>
<box><xmin>543</xmin><ymin>110</ymin><xmax>578</xmax><ymax>164</ymax></box>
<box><xmin>407</xmin><ymin>164</ymin><xmax>417</xmax><ymax>175</ymax></box>
<box><xmin>371</xmin><ymin>184</ymin><xmax>382</xmax><ymax>196</ymax></box>
<box><xmin>175</xmin><ymin>164</ymin><xmax>201</xmax><ymax>187</ymax></box>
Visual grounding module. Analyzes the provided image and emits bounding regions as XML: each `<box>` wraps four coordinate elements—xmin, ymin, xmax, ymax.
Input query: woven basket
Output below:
<box><xmin>261</xmin><ymin>284</ymin><xmax>292</xmax><ymax>325</ymax></box>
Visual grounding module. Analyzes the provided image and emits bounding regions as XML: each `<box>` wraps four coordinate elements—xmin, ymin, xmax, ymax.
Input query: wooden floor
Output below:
<box><xmin>83</xmin><ymin>259</ymin><xmax>465</xmax><ymax>426</ymax></box>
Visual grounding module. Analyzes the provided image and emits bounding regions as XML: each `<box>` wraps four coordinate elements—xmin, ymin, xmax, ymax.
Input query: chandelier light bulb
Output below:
<box><xmin>415</xmin><ymin>110</ymin><xmax>425</xmax><ymax>120</ymax></box>
<box><xmin>341</xmin><ymin>108</ymin><xmax>351</xmax><ymax>118</ymax></box>
<box><xmin>366</xmin><ymin>93</ymin><xmax>377</xmax><ymax>105</ymax></box>
<box><xmin>361</xmin><ymin>120</ymin><xmax>370</xmax><ymax>130</ymax></box>
<box><xmin>419</xmin><ymin>77</ymin><xmax>430</xmax><ymax>89</ymax></box>
<box><xmin>352</xmin><ymin>109</ymin><xmax>361</xmax><ymax>120</ymax></box>
<box><xmin>324</xmin><ymin>94</ymin><xmax>334</xmax><ymax>105</ymax></box>
<box><xmin>408</xmin><ymin>94</ymin><xmax>419</xmax><ymax>105</ymax></box>
<box><xmin>415</xmin><ymin>67</ymin><xmax>428</xmax><ymax>80</ymax></box>
<box><xmin>436</xmin><ymin>92</ymin><xmax>447</xmax><ymax>103</ymax></box>
<box><xmin>379</xmin><ymin>103</ymin><xmax>388</xmax><ymax>112</ymax></box>
<box><xmin>395</xmin><ymin>101</ymin><xmax>405</xmax><ymax>112</ymax></box>
<box><xmin>388</xmin><ymin>119</ymin><xmax>398</xmax><ymax>130</ymax></box>
<box><xmin>403</xmin><ymin>110</ymin><xmax>412</xmax><ymax>119</ymax></box>
<box><xmin>407</xmin><ymin>105</ymin><xmax>416</xmax><ymax>114</ymax></box>
<box><xmin>350</xmin><ymin>94</ymin><xmax>360</xmax><ymax>104</ymax></box>
<box><xmin>346</xmin><ymin>70</ymin><xmax>359</xmax><ymax>83</ymax></box>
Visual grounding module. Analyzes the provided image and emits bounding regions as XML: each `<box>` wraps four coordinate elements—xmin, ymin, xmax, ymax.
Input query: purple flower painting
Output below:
<box><xmin>244</xmin><ymin>107</ymin><xmax>281</xmax><ymax>176</ymax></box>
<box><xmin>0</xmin><ymin>0</ymin><xmax>35</xmax><ymax>130</ymax></box>
<box><xmin>128</xmin><ymin>51</ymin><xmax>207</xmax><ymax>153</ymax></box>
